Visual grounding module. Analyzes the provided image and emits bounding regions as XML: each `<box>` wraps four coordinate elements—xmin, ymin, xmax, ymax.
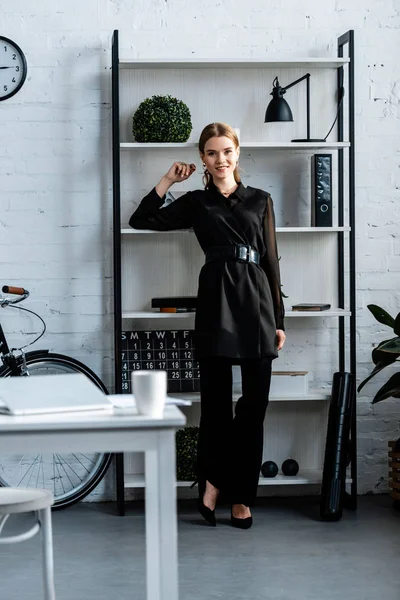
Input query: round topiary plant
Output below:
<box><xmin>132</xmin><ymin>95</ymin><xmax>192</xmax><ymax>143</ymax></box>
<box><xmin>175</xmin><ymin>426</ymin><xmax>199</xmax><ymax>481</ymax></box>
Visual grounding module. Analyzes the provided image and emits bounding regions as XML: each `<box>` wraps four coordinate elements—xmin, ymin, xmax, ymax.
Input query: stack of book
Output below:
<box><xmin>151</xmin><ymin>297</ymin><xmax>197</xmax><ymax>313</ymax></box>
<box><xmin>291</xmin><ymin>303</ymin><xmax>331</xmax><ymax>311</ymax></box>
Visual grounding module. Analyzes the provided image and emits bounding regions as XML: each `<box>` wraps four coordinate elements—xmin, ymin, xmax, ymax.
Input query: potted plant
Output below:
<box><xmin>175</xmin><ymin>426</ymin><xmax>199</xmax><ymax>481</ymax></box>
<box><xmin>132</xmin><ymin>95</ymin><xmax>192</xmax><ymax>143</ymax></box>
<box><xmin>357</xmin><ymin>304</ymin><xmax>400</xmax><ymax>403</ymax></box>
<box><xmin>357</xmin><ymin>304</ymin><xmax>400</xmax><ymax>508</ymax></box>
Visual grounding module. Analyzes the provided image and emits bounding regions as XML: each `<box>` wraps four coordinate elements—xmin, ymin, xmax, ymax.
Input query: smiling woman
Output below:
<box><xmin>198</xmin><ymin>123</ymin><xmax>241</xmax><ymax>194</ymax></box>
<box><xmin>128</xmin><ymin>121</ymin><xmax>286</xmax><ymax>529</ymax></box>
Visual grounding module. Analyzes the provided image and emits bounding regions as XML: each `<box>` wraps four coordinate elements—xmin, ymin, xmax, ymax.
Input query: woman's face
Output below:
<box><xmin>201</xmin><ymin>135</ymin><xmax>240</xmax><ymax>183</ymax></box>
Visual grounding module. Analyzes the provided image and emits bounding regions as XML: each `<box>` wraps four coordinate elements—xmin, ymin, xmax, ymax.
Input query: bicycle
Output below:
<box><xmin>0</xmin><ymin>285</ymin><xmax>112</xmax><ymax>509</ymax></box>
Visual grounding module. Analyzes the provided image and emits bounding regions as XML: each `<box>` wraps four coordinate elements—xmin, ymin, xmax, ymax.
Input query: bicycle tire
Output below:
<box><xmin>0</xmin><ymin>352</ymin><xmax>113</xmax><ymax>510</ymax></box>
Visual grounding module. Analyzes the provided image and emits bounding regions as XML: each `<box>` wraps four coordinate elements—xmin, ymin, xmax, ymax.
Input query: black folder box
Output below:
<box><xmin>151</xmin><ymin>297</ymin><xmax>197</xmax><ymax>309</ymax></box>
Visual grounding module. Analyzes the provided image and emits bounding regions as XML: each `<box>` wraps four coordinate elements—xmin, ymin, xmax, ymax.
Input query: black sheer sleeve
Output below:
<box><xmin>129</xmin><ymin>188</ymin><xmax>194</xmax><ymax>231</ymax></box>
<box><xmin>260</xmin><ymin>194</ymin><xmax>285</xmax><ymax>331</ymax></box>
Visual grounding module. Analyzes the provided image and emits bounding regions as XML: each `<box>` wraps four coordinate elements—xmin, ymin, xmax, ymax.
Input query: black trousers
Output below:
<box><xmin>196</xmin><ymin>356</ymin><xmax>273</xmax><ymax>507</ymax></box>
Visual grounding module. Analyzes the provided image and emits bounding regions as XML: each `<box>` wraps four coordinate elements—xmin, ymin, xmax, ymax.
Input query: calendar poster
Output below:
<box><xmin>121</xmin><ymin>330</ymin><xmax>200</xmax><ymax>393</ymax></box>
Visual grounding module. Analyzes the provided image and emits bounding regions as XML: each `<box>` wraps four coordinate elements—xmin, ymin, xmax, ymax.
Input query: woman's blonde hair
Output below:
<box><xmin>198</xmin><ymin>122</ymin><xmax>241</xmax><ymax>189</ymax></box>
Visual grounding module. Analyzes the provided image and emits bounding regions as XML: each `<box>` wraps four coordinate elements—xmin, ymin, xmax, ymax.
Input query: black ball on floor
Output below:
<box><xmin>281</xmin><ymin>459</ymin><xmax>299</xmax><ymax>476</ymax></box>
<box><xmin>261</xmin><ymin>460</ymin><xmax>278</xmax><ymax>478</ymax></box>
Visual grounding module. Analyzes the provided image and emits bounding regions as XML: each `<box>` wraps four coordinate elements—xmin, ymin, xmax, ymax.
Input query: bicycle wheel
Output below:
<box><xmin>0</xmin><ymin>352</ymin><xmax>113</xmax><ymax>510</ymax></box>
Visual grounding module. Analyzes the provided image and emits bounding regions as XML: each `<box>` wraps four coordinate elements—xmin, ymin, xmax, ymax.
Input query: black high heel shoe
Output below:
<box><xmin>191</xmin><ymin>477</ymin><xmax>216</xmax><ymax>526</ymax></box>
<box><xmin>230</xmin><ymin>508</ymin><xmax>253</xmax><ymax>530</ymax></box>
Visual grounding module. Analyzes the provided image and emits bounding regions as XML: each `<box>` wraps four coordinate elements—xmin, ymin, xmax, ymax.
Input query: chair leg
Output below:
<box><xmin>39</xmin><ymin>508</ymin><xmax>56</xmax><ymax>600</ymax></box>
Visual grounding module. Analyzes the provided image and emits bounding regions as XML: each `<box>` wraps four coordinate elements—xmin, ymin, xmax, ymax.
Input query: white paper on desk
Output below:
<box><xmin>165</xmin><ymin>396</ymin><xmax>192</xmax><ymax>406</ymax></box>
<box><xmin>0</xmin><ymin>373</ymin><xmax>112</xmax><ymax>415</ymax></box>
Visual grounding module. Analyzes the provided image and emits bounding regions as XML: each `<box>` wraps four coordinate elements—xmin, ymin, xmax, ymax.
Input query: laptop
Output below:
<box><xmin>0</xmin><ymin>373</ymin><xmax>112</xmax><ymax>416</ymax></box>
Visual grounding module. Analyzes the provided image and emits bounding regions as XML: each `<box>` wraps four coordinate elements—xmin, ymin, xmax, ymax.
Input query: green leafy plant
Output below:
<box><xmin>357</xmin><ymin>305</ymin><xmax>400</xmax><ymax>403</ymax></box>
<box><xmin>175</xmin><ymin>426</ymin><xmax>199</xmax><ymax>481</ymax></box>
<box><xmin>132</xmin><ymin>95</ymin><xmax>192</xmax><ymax>143</ymax></box>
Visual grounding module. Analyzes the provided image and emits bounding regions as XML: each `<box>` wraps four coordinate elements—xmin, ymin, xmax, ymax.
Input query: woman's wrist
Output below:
<box><xmin>155</xmin><ymin>175</ymin><xmax>173</xmax><ymax>198</ymax></box>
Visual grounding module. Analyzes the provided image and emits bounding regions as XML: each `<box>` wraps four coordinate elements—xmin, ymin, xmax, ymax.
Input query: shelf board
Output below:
<box><xmin>124</xmin><ymin>470</ymin><xmax>350</xmax><ymax>489</ymax></box>
<box><xmin>173</xmin><ymin>389</ymin><xmax>330</xmax><ymax>403</ymax></box>
<box><xmin>277</xmin><ymin>226</ymin><xmax>351</xmax><ymax>233</ymax></box>
<box><xmin>121</xmin><ymin>228</ymin><xmax>193</xmax><ymax>234</ymax></box>
<box><xmin>124</xmin><ymin>474</ymin><xmax>145</xmax><ymax>488</ymax></box>
<box><xmin>259</xmin><ymin>471</ymin><xmax>323</xmax><ymax>486</ymax></box>
<box><xmin>119</xmin><ymin>58</ymin><xmax>350</xmax><ymax>69</ymax></box>
<box><xmin>286</xmin><ymin>308</ymin><xmax>351</xmax><ymax>317</ymax></box>
<box><xmin>122</xmin><ymin>226</ymin><xmax>351</xmax><ymax>234</ymax></box>
<box><xmin>122</xmin><ymin>311</ymin><xmax>195</xmax><ymax>319</ymax></box>
<box><xmin>122</xmin><ymin>309</ymin><xmax>350</xmax><ymax>319</ymax></box>
<box><xmin>121</xmin><ymin>141</ymin><xmax>350</xmax><ymax>150</ymax></box>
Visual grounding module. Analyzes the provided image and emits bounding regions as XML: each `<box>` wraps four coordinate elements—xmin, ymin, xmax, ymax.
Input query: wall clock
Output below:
<box><xmin>0</xmin><ymin>36</ymin><xmax>27</xmax><ymax>101</ymax></box>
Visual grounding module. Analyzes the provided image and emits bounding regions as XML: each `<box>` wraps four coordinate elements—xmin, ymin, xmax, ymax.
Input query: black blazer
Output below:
<box><xmin>129</xmin><ymin>182</ymin><xmax>285</xmax><ymax>360</ymax></box>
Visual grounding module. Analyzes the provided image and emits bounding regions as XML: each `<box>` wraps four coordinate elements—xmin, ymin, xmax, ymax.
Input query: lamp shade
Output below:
<box><xmin>264</xmin><ymin>78</ymin><xmax>293</xmax><ymax>123</ymax></box>
<box><xmin>264</xmin><ymin>96</ymin><xmax>293</xmax><ymax>123</ymax></box>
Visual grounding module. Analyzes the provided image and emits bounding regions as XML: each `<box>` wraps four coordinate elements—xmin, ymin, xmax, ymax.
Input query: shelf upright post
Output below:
<box><xmin>337</xmin><ymin>63</ymin><xmax>345</xmax><ymax>374</ymax></box>
<box><xmin>112</xmin><ymin>29</ymin><xmax>125</xmax><ymax>516</ymax></box>
<box><xmin>338</xmin><ymin>30</ymin><xmax>357</xmax><ymax>509</ymax></box>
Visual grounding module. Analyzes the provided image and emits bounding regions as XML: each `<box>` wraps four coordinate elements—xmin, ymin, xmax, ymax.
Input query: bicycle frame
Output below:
<box><xmin>0</xmin><ymin>284</ymin><xmax>112</xmax><ymax>509</ymax></box>
<box><xmin>0</xmin><ymin>323</ymin><xmax>10</xmax><ymax>356</ymax></box>
<box><xmin>0</xmin><ymin>323</ymin><xmax>20</xmax><ymax>376</ymax></box>
<box><xmin>0</xmin><ymin>286</ymin><xmax>45</xmax><ymax>375</ymax></box>
<box><xmin>0</xmin><ymin>306</ymin><xmax>52</xmax><ymax>375</ymax></box>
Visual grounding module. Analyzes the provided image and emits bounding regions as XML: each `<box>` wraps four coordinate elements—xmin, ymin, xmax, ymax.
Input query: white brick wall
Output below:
<box><xmin>0</xmin><ymin>1</ymin><xmax>399</xmax><ymax>499</ymax></box>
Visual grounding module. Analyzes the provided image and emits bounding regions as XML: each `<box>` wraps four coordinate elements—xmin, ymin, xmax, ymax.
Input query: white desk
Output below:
<box><xmin>0</xmin><ymin>399</ymin><xmax>186</xmax><ymax>600</ymax></box>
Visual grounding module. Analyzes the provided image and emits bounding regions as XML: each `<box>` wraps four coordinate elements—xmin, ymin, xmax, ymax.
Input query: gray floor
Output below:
<box><xmin>1</xmin><ymin>495</ymin><xmax>399</xmax><ymax>600</ymax></box>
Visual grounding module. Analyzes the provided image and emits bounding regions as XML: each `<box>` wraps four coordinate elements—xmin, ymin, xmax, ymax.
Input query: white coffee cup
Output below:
<box><xmin>131</xmin><ymin>370</ymin><xmax>167</xmax><ymax>418</ymax></box>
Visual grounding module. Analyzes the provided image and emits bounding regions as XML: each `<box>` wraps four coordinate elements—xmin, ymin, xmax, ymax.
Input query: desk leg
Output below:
<box><xmin>145</xmin><ymin>430</ymin><xmax>178</xmax><ymax>600</ymax></box>
<box><xmin>116</xmin><ymin>453</ymin><xmax>125</xmax><ymax>516</ymax></box>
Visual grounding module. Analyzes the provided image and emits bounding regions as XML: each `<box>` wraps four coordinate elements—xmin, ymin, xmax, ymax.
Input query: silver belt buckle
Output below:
<box><xmin>237</xmin><ymin>245</ymin><xmax>250</xmax><ymax>263</ymax></box>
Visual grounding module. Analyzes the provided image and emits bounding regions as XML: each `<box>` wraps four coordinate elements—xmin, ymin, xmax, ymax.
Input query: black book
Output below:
<box><xmin>151</xmin><ymin>296</ymin><xmax>197</xmax><ymax>309</ymax></box>
<box><xmin>159</xmin><ymin>307</ymin><xmax>196</xmax><ymax>313</ymax></box>
<box><xmin>292</xmin><ymin>303</ymin><xmax>331</xmax><ymax>311</ymax></box>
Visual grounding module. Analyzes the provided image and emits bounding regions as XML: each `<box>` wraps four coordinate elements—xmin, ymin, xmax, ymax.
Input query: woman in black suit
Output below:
<box><xmin>129</xmin><ymin>122</ymin><xmax>286</xmax><ymax>529</ymax></box>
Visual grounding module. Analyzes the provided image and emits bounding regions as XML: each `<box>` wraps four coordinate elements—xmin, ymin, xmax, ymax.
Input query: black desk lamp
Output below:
<box><xmin>264</xmin><ymin>74</ymin><xmax>326</xmax><ymax>143</ymax></box>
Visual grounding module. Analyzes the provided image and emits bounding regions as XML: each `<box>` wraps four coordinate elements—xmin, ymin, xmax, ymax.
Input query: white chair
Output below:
<box><xmin>0</xmin><ymin>488</ymin><xmax>55</xmax><ymax>600</ymax></box>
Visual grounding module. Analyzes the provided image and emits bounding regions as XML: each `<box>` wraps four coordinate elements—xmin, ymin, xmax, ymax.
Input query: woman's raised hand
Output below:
<box><xmin>155</xmin><ymin>162</ymin><xmax>197</xmax><ymax>198</ymax></box>
<box><xmin>165</xmin><ymin>161</ymin><xmax>196</xmax><ymax>183</ymax></box>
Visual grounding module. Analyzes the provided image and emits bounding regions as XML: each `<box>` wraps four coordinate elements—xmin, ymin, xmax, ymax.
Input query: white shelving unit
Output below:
<box><xmin>119</xmin><ymin>58</ymin><xmax>350</xmax><ymax>69</ymax></box>
<box><xmin>124</xmin><ymin>470</ymin><xmax>344</xmax><ymax>489</ymax></box>
<box><xmin>121</xmin><ymin>309</ymin><xmax>351</xmax><ymax>319</ymax></box>
<box><xmin>122</xmin><ymin>226</ymin><xmax>351</xmax><ymax>234</ymax></box>
<box><xmin>112</xmin><ymin>31</ymin><xmax>356</xmax><ymax>512</ymax></box>
<box><xmin>121</xmin><ymin>141</ymin><xmax>350</xmax><ymax>149</ymax></box>
<box><xmin>172</xmin><ymin>390</ymin><xmax>331</xmax><ymax>404</ymax></box>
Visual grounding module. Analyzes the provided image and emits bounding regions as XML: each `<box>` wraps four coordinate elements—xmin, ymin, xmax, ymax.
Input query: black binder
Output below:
<box><xmin>311</xmin><ymin>154</ymin><xmax>333</xmax><ymax>227</ymax></box>
<box><xmin>320</xmin><ymin>371</ymin><xmax>355</xmax><ymax>521</ymax></box>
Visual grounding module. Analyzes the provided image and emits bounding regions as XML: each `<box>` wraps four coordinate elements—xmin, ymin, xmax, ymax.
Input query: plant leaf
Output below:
<box><xmin>367</xmin><ymin>304</ymin><xmax>395</xmax><ymax>328</ymax></box>
<box><xmin>357</xmin><ymin>361</ymin><xmax>391</xmax><ymax>393</ymax></box>
<box><xmin>394</xmin><ymin>312</ymin><xmax>400</xmax><ymax>336</ymax></box>
<box><xmin>377</xmin><ymin>337</ymin><xmax>400</xmax><ymax>354</ymax></box>
<box><xmin>372</xmin><ymin>372</ymin><xmax>400</xmax><ymax>403</ymax></box>
<box><xmin>372</xmin><ymin>340</ymin><xmax>400</xmax><ymax>364</ymax></box>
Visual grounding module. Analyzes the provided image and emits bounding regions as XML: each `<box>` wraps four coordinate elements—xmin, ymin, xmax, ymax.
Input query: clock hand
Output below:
<box><xmin>0</xmin><ymin>66</ymin><xmax>13</xmax><ymax>69</ymax></box>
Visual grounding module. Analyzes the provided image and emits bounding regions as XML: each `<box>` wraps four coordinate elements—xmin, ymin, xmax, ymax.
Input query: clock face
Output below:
<box><xmin>0</xmin><ymin>36</ymin><xmax>27</xmax><ymax>101</ymax></box>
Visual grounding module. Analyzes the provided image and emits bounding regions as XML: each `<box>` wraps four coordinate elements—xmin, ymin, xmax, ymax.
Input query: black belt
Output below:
<box><xmin>205</xmin><ymin>245</ymin><xmax>260</xmax><ymax>265</ymax></box>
